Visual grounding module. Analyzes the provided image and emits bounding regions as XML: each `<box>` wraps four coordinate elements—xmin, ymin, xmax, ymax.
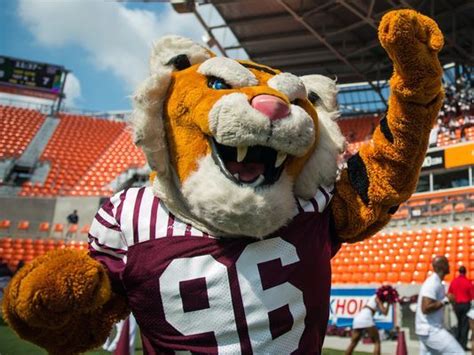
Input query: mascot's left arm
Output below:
<box><xmin>330</xmin><ymin>10</ymin><xmax>444</xmax><ymax>242</ymax></box>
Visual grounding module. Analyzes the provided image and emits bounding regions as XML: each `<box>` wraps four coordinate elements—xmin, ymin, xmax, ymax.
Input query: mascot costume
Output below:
<box><xmin>3</xmin><ymin>10</ymin><xmax>444</xmax><ymax>354</ymax></box>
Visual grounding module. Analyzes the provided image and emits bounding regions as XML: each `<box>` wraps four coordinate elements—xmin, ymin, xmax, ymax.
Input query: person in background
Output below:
<box><xmin>66</xmin><ymin>210</ymin><xmax>79</xmax><ymax>239</ymax></box>
<box><xmin>415</xmin><ymin>256</ymin><xmax>464</xmax><ymax>354</ymax></box>
<box><xmin>448</xmin><ymin>265</ymin><xmax>472</xmax><ymax>350</ymax></box>
<box><xmin>345</xmin><ymin>285</ymin><xmax>398</xmax><ymax>355</ymax></box>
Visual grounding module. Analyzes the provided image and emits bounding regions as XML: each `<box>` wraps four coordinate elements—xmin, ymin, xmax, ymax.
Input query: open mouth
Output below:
<box><xmin>210</xmin><ymin>138</ymin><xmax>288</xmax><ymax>188</ymax></box>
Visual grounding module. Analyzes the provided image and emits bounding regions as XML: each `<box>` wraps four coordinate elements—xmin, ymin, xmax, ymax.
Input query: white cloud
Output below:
<box><xmin>17</xmin><ymin>0</ymin><xmax>205</xmax><ymax>88</ymax></box>
<box><xmin>63</xmin><ymin>73</ymin><xmax>81</xmax><ymax>107</ymax></box>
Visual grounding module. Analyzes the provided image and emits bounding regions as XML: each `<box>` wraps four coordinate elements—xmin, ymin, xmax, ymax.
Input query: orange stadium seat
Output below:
<box><xmin>80</xmin><ymin>224</ymin><xmax>90</xmax><ymax>235</ymax></box>
<box><xmin>17</xmin><ymin>220</ymin><xmax>30</xmax><ymax>231</ymax></box>
<box><xmin>331</xmin><ymin>226</ymin><xmax>474</xmax><ymax>285</ymax></box>
<box><xmin>39</xmin><ymin>222</ymin><xmax>50</xmax><ymax>233</ymax></box>
<box><xmin>68</xmin><ymin>224</ymin><xmax>78</xmax><ymax>235</ymax></box>
<box><xmin>0</xmin><ymin>105</ymin><xmax>45</xmax><ymax>159</ymax></box>
<box><xmin>14</xmin><ymin>113</ymin><xmax>146</xmax><ymax>197</ymax></box>
<box><xmin>0</xmin><ymin>219</ymin><xmax>11</xmax><ymax>231</ymax></box>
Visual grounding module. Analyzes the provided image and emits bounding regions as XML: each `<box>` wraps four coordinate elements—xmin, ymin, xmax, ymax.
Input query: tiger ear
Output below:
<box><xmin>150</xmin><ymin>35</ymin><xmax>215</xmax><ymax>73</ymax></box>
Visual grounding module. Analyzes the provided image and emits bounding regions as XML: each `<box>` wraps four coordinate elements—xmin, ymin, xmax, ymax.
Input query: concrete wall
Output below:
<box><xmin>0</xmin><ymin>197</ymin><xmax>55</xmax><ymax>236</ymax></box>
<box><xmin>52</xmin><ymin>196</ymin><xmax>101</xmax><ymax>229</ymax></box>
<box><xmin>0</xmin><ymin>196</ymin><xmax>101</xmax><ymax>237</ymax></box>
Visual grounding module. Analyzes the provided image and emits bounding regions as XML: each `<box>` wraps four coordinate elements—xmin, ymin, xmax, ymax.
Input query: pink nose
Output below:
<box><xmin>251</xmin><ymin>95</ymin><xmax>290</xmax><ymax>121</ymax></box>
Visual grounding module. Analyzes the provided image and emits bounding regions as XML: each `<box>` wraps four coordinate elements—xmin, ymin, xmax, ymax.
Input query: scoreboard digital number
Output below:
<box><xmin>0</xmin><ymin>56</ymin><xmax>64</xmax><ymax>95</ymax></box>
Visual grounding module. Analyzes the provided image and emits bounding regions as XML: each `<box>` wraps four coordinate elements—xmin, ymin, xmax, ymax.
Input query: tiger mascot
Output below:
<box><xmin>3</xmin><ymin>10</ymin><xmax>444</xmax><ymax>354</ymax></box>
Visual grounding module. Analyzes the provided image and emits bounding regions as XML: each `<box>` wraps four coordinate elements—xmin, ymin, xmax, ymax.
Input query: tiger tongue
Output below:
<box><xmin>225</xmin><ymin>162</ymin><xmax>265</xmax><ymax>182</ymax></box>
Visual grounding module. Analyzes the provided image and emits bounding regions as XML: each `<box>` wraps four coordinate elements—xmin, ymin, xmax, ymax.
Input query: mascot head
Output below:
<box><xmin>131</xmin><ymin>36</ymin><xmax>345</xmax><ymax>238</ymax></box>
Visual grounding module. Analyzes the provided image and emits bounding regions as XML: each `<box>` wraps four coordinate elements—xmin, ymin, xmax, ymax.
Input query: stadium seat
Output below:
<box><xmin>331</xmin><ymin>226</ymin><xmax>474</xmax><ymax>285</ymax></box>
<box><xmin>16</xmin><ymin>113</ymin><xmax>146</xmax><ymax>197</ymax></box>
<box><xmin>17</xmin><ymin>220</ymin><xmax>30</xmax><ymax>231</ymax></box>
<box><xmin>0</xmin><ymin>219</ymin><xmax>11</xmax><ymax>231</ymax></box>
<box><xmin>0</xmin><ymin>105</ymin><xmax>45</xmax><ymax>159</ymax></box>
<box><xmin>54</xmin><ymin>223</ymin><xmax>64</xmax><ymax>233</ymax></box>
<box><xmin>387</xmin><ymin>272</ymin><xmax>398</xmax><ymax>283</ymax></box>
<box><xmin>39</xmin><ymin>222</ymin><xmax>50</xmax><ymax>234</ymax></box>
<box><xmin>80</xmin><ymin>224</ymin><xmax>90</xmax><ymax>235</ymax></box>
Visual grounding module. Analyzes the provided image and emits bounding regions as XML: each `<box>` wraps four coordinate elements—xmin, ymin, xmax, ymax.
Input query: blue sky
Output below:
<box><xmin>0</xmin><ymin>1</ymin><xmax>208</xmax><ymax>111</ymax></box>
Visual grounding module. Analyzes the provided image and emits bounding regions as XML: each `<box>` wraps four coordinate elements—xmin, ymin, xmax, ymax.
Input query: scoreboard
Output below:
<box><xmin>0</xmin><ymin>56</ymin><xmax>65</xmax><ymax>99</ymax></box>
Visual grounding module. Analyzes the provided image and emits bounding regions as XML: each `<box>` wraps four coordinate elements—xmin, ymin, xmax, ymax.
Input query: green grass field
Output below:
<box><xmin>0</xmin><ymin>318</ymin><xmax>369</xmax><ymax>355</ymax></box>
<box><xmin>0</xmin><ymin>317</ymin><xmax>143</xmax><ymax>355</ymax></box>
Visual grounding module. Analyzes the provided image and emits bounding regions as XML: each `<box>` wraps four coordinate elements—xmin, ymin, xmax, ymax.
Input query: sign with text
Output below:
<box><xmin>0</xmin><ymin>56</ymin><xmax>65</xmax><ymax>100</ymax></box>
<box><xmin>422</xmin><ymin>150</ymin><xmax>445</xmax><ymax>171</ymax></box>
<box><xmin>329</xmin><ymin>288</ymin><xmax>396</xmax><ymax>329</ymax></box>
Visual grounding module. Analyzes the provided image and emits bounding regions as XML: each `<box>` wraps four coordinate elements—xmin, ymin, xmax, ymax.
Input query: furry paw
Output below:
<box><xmin>3</xmin><ymin>249</ymin><xmax>111</xmax><ymax>329</ymax></box>
<box><xmin>378</xmin><ymin>9</ymin><xmax>443</xmax><ymax>78</ymax></box>
<box><xmin>378</xmin><ymin>9</ymin><xmax>444</xmax><ymax>103</ymax></box>
<box><xmin>379</xmin><ymin>9</ymin><xmax>443</xmax><ymax>52</ymax></box>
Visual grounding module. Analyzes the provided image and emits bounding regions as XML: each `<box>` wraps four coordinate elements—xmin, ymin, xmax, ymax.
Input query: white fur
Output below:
<box><xmin>198</xmin><ymin>57</ymin><xmax>258</xmax><ymax>88</ymax></box>
<box><xmin>268</xmin><ymin>73</ymin><xmax>307</xmax><ymax>102</ymax></box>
<box><xmin>131</xmin><ymin>70</ymin><xmax>172</xmax><ymax>174</ymax></box>
<box><xmin>270</xmin><ymin>104</ymin><xmax>315</xmax><ymax>156</ymax></box>
<box><xmin>209</xmin><ymin>93</ymin><xmax>271</xmax><ymax>146</ymax></box>
<box><xmin>181</xmin><ymin>155</ymin><xmax>296</xmax><ymax>238</ymax></box>
<box><xmin>209</xmin><ymin>93</ymin><xmax>315</xmax><ymax>156</ymax></box>
<box><xmin>150</xmin><ymin>35</ymin><xmax>212</xmax><ymax>73</ymax></box>
<box><xmin>294</xmin><ymin>75</ymin><xmax>346</xmax><ymax>199</ymax></box>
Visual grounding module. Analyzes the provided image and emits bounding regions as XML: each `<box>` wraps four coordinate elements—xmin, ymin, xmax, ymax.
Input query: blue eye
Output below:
<box><xmin>208</xmin><ymin>76</ymin><xmax>231</xmax><ymax>90</ymax></box>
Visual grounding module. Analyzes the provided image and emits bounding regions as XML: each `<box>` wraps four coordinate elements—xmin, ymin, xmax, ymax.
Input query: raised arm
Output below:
<box><xmin>331</xmin><ymin>10</ymin><xmax>444</xmax><ymax>241</ymax></box>
<box><xmin>375</xmin><ymin>297</ymin><xmax>390</xmax><ymax>316</ymax></box>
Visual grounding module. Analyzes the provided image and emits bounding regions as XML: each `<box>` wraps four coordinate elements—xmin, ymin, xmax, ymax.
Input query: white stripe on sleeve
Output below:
<box><xmin>298</xmin><ymin>198</ymin><xmax>315</xmax><ymax>212</ymax></box>
<box><xmin>155</xmin><ymin>200</ymin><xmax>170</xmax><ymax>238</ymax></box>
<box><xmin>137</xmin><ymin>188</ymin><xmax>154</xmax><ymax>243</ymax></box>
<box><xmin>90</xmin><ymin>240</ymin><xmax>126</xmax><ymax>261</ymax></box>
<box><xmin>97</xmin><ymin>208</ymin><xmax>117</xmax><ymax>226</ymax></box>
<box><xmin>89</xmin><ymin>218</ymin><xmax>128</xmax><ymax>251</ymax></box>
<box><xmin>119</xmin><ymin>188</ymin><xmax>140</xmax><ymax>246</ymax></box>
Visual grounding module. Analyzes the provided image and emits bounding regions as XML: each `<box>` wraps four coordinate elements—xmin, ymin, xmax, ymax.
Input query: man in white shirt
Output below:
<box><xmin>415</xmin><ymin>256</ymin><xmax>464</xmax><ymax>354</ymax></box>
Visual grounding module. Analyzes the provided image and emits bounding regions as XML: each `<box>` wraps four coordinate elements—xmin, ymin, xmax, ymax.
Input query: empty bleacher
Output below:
<box><xmin>332</xmin><ymin>225</ymin><xmax>474</xmax><ymax>285</ymax></box>
<box><xmin>0</xmin><ymin>237</ymin><xmax>88</xmax><ymax>269</ymax></box>
<box><xmin>0</xmin><ymin>105</ymin><xmax>45</xmax><ymax>159</ymax></box>
<box><xmin>390</xmin><ymin>188</ymin><xmax>473</xmax><ymax>224</ymax></box>
<box><xmin>17</xmin><ymin>114</ymin><xmax>146</xmax><ymax>197</ymax></box>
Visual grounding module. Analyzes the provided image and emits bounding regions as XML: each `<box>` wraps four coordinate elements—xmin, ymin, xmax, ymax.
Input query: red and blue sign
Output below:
<box><xmin>329</xmin><ymin>288</ymin><xmax>396</xmax><ymax>329</ymax></box>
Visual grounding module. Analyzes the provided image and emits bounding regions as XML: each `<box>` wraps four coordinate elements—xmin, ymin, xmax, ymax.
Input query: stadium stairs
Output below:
<box><xmin>6</xmin><ymin>115</ymin><xmax>59</xmax><ymax>185</ymax></box>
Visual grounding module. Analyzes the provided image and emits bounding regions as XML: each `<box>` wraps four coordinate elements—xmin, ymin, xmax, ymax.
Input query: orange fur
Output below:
<box><xmin>332</xmin><ymin>9</ymin><xmax>444</xmax><ymax>241</ymax></box>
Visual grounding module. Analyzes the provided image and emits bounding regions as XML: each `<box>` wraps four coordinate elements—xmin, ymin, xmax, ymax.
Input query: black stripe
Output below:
<box><xmin>240</xmin><ymin>62</ymin><xmax>277</xmax><ymax>75</ymax></box>
<box><xmin>388</xmin><ymin>205</ymin><xmax>400</xmax><ymax>214</ymax></box>
<box><xmin>347</xmin><ymin>153</ymin><xmax>370</xmax><ymax>205</ymax></box>
<box><xmin>166</xmin><ymin>54</ymin><xmax>191</xmax><ymax>71</ymax></box>
<box><xmin>308</xmin><ymin>91</ymin><xmax>320</xmax><ymax>105</ymax></box>
<box><xmin>379</xmin><ymin>114</ymin><xmax>394</xmax><ymax>143</ymax></box>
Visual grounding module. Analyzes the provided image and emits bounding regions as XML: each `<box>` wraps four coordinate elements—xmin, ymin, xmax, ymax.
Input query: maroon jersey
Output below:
<box><xmin>89</xmin><ymin>186</ymin><xmax>339</xmax><ymax>354</ymax></box>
